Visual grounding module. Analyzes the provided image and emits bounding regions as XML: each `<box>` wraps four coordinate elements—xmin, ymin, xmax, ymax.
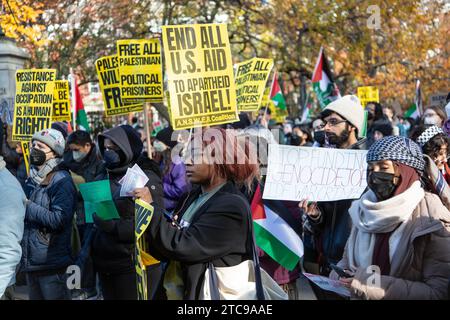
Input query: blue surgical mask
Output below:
<box><xmin>73</xmin><ymin>150</ymin><xmax>88</xmax><ymax>162</ymax></box>
<box><xmin>153</xmin><ymin>140</ymin><xmax>168</xmax><ymax>153</ymax></box>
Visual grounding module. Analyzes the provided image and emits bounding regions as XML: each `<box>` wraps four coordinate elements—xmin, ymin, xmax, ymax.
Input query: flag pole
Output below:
<box><xmin>301</xmin><ymin>91</ymin><xmax>310</xmax><ymax>123</ymax></box>
<box><xmin>143</xmin><ymin>102</ymin><xmax>153</xmax><ymax>159</ymax></box>
<box><xmin>69</xmin><ymin>68</ymin><xmax>77</xmax><ymax>130</ymax></box>
<box><xmin>262</xmin><ymin>70</ymin><xmax>276</xmax><ymax>126</ymax></box>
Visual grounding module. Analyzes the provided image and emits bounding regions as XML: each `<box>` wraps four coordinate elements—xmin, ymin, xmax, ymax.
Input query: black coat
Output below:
<box><xmin>91</xmin><ymin>155</ymin><xmax>164</xmax><ymax>274</ymax></box>
<box><xmin>304</xmin><ymin>138</ymin><xmax>368</xmax><ymax>275</ymax></box>
<box><xmin>146</xmin><ymin>181</ymin><xmax>253</xmax><ymax>300</ymax></box>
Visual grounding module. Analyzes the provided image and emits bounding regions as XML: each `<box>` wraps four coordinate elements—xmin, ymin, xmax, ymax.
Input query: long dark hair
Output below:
<box><xmin>410</xmin><ymin>124</ymin><xmax>449</xmax><ymax>159</ymax></box>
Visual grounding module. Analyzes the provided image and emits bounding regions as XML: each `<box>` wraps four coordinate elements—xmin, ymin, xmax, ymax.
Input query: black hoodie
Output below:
<box><xmin>93</xmin><ymin>125</ymin><xmax>164</xmax><ymax>274</ymax></box>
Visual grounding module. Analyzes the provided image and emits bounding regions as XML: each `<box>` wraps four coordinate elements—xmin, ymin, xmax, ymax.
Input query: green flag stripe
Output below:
<box><xmin>253</xmin><ymin>222</ymin><xmax>300</xmax><ymax>271</ymax></box>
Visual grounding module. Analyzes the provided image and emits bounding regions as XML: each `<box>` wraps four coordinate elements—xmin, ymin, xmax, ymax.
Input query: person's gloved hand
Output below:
<box><xmin>93</xmin><ymin>213</ymin><xmax>117</xmax><ymax>233</ymax></box>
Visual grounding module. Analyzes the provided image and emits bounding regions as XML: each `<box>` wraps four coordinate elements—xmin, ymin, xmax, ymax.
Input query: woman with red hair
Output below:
<box><xmin>133</xmin><ymin>128</ymin><xmax>259</xmax><ymax>299</ymax></box>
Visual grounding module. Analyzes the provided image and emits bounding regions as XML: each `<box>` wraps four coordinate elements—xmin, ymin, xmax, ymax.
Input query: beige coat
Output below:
<box><xmin>332</xmin><ymin>192</ymin><xmax>450</xmax><ymax>300</ymax></box>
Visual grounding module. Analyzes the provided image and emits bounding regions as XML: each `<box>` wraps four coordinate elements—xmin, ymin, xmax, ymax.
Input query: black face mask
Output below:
<box><xmin>103</xmin><ymin>149</ymin><xmax>122</xmax><ymax>169</ymax></box>
<box><xmin>314</xmin><ymin>130</ymin><xmax>326</xmax><ymax>145</ymax></box>
<box><xmin>367</xmin><ymin>112</ymin><xmax>374</xmax><ymax>121</ymax></box>
<box><xmin>367</xmin><ymin>171</ymin><xmax>398</xmax><ymax>201</ymax></box>
<box><xmin>290</xmin><ymin>135</ymin><xmax>302</xmax><ymax>146</ymax></box>
<box><xmin>30</xmin><ymin>148</ymin><xmax>48</xmax><ymax>166</ymax></box>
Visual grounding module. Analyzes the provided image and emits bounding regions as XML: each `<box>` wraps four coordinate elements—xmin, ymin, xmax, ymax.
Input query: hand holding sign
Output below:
<box><xmin>132</xmin><ymin>187</ymin><xmax>153</xmax><ymax>204</ymax></box>
<box><xmin>119</xmin><ymin>164</ymin><xmax>149</xmax><ymax>197</ymax></box>
<box><xmin>298</xmin><ymin>199</ymin><xmax>320</xmax><ymax>219</ymax></box>
<box><xmin>263</xmin><ymin>145</ymin><xmax>368</xmax><ymax>202</ymax></box>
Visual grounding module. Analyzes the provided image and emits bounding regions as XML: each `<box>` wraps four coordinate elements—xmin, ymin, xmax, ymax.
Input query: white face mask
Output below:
<box><xmin>424</xmin><ymin>116</ymin><xmax>440</xmax><ymax>126</ymax></box>
<box><xmin>153</xmin><ymin>140</ymin><xmax>168</xmax><ymax>153</ymax></box>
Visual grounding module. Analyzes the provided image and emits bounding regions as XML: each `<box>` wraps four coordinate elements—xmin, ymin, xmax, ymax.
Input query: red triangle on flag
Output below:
<box><xmin>251</xmin><ymin>184</ymin><xmax>266</xmax><ymax>220</ymax></box>
<box><xmin>270</xmin><ymin>72</ymin><xmax>281</xmax><ymax>99</ymax></box>
<box><xmin>312</xmin><ymin>49</ymin><xmax>323</xmax><ymax>82</ymax></box>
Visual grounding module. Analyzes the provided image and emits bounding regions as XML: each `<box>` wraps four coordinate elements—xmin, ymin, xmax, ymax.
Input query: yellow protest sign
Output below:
<box><xmin>117</xmin><ymin>39</ymin><xmax>163</xmax><ymax>103</ymax></box>
<box><xmin>96</xmin><ymin>55</ymin><xmax>143</xmax><ymax>116</ymax></box>
<box><xmin>257</xmin><ymin>87</ymin><xmax>288</xmax><ymax>123</ymax></box>
<box><xmin>235</xmin><ymin>58</ymin><xmax>273</xmax><ymax>112</ymax></box>
<box><xmin>357</xmin><ymin>86</ymin><xmax>379</xmax><ymax>107</ymax></box>
<box><xmin>52</xmin><ymin>80</ymin><xmax>71</xmax><ymax>122</ymax></box>
<box><xmin>21</xmin><ymin>141</ymin><xmax>30</xmax><ymax>176</ymax></box>
<box><xmin>162</xmin><ymin>23</ymin><xmax>239</xmax><ymax>130</ymax></box>
<box><xmin>135</xmin><ymin>198</ymin><xmax>159</xmax><ymax>300</ymax></box>
<box><xmin>165</xmin><ymin>91</ymin><xmax>173</xmax><ymax>127</ymax></box>
<box><xmin>12</xmin><ymin>69</ymin><xmax>56</xmax><ymax>141</ymax></box>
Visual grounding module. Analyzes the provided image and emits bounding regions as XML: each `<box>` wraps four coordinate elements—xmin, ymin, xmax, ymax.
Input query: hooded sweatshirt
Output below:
<box><xmin>92</xmin><ymin>125</ymin><xmax>163</xmax><ymax>274</ymax></box>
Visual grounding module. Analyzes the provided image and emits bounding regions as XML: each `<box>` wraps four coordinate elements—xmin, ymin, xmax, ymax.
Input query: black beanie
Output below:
<box><xmin>156</xmin><ymin>127</ymin><xmax>177</xmax><ymax>149</ymax></box>
<box><xmin>372</xmin><ymin>120</ymin><xmax>393</xmax><ymax>137</ymax></box>
<box><xmin>120</xmin><ymin>125</ymin><xmax>143</xmax><ymax>161</ymax></box>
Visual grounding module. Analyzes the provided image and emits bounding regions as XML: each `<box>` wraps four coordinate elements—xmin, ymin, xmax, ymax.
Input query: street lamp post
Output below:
<box><xmin>0</xmin><ymin>27</ymin><xmax>30</xmax><ymax>125</ymax></box>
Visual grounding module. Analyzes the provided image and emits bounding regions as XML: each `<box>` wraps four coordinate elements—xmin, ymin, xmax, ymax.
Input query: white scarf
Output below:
<box><xmin>346</xmin><ymin>181</ymin><xmax>424</xmax><ymax>272</ymax></box>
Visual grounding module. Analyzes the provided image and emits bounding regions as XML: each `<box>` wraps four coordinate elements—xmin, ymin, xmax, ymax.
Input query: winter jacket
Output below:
<box><xmin>0</xmin><ymin>157</ymin><xmax>25</xmax><ymax>295</ymax></box>
<box><xmin>21</xmin><ymin>168</ymin><xmax>77</xmax><ymax>273</ymax></box>
<box><xmin>304</xmin><ymin>138</ymin><xmax>368</xmax><ymax>275</ymax></box>
<box><xmin>146</xmin><ymin>181</ymin><xmax>253</xmax><ymax>300</ymax></box>
<box><xmin>0</xmin><ymin>134</ymin><xmax>27</xmax><ymax>189</ymax></box>
<box><xmin>92</xmin><ymin>126</ymin><xmax>164</xmax><ymax>274</ymax></box>
<box><xmin>162</xmin><ymin>156</ymin><xmax>190</xmax><ymax>212</ymax></box>
<box><xmin>333</xmin><ymin>192</ymin><xmax>450</xmax><ymax>300</ymax></box>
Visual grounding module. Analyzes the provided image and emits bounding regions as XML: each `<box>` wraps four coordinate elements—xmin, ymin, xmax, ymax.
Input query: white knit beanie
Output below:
<box><xmin>32</xmin><ymin>128</ymin><xmax>65</xmax><ymax>156</ymax></box>
<box><xmin>322</xmin><ymin>95</ymin><xmax>365</xmax><ymax>138</ymax></box>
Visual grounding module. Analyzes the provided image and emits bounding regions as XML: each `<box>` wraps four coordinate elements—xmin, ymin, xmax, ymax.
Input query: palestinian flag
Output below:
<box><xmin>301</xmin><ymin>93</ymin><xmax>314</xmax><ymax>123</ymax></box>
<box><xmin>251</xmin><ymin>185</ymin><xmax>304</xmax><ymax>271</ymax></box>
<box><xmin>270</xmin><ymin>71</ymin><xmax>286</xmax><ymax>110</ymax></box>
<box><xmin>312</xmin><ymin>47</ymin><xmax>340</xmax><ymax>108</ymax></box>
<box><xmin>73</xmin><ymin>78</ymin><xmax>90</xmax><ymax>132</ymax></box>
<box><xmin>404</xmin><ymin>103</ymin><xmax>419</xmax><ymax>119</ymax></box>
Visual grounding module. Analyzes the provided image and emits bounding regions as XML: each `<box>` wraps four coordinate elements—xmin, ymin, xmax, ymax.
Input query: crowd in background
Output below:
<box><xmin>0</xmin><ymin>92</ymin><xmax>450</xmax><ymax>300</ymax></box>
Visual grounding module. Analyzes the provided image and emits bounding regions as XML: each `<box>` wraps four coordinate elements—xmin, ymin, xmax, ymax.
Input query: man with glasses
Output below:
<box><xmin>300</xmin><ymin>95</ymin><xmax>367</xmax><ymax>288</ymax></box>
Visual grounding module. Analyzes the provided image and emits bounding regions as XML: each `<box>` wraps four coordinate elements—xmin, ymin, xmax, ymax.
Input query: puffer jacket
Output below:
<box><xmin>92</xmin><ymin>126</ymin><xmax>164</xmax><ymax>274</ymax></box>
<box><xmin>333</xmin><ymin>192</ymin><xmax>450</xmax><ymax>300</ymax></box>
<box><xmin>162</xmin><ymin>155</ymin><xmax>190</xmax><ymax>212</ymax></box>
<box><xmin>21</xmin><ymin>168</ymin><xmax>77</xmax><ymax>272</ymax></box>
<box><xmin>0</xmin><ymin>157</ymin><xmax>25</xmax><ymax>295</ymax></box>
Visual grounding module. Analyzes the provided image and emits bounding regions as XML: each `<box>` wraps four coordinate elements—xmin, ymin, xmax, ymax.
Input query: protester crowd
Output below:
<box><xmin>1</xmin><ymin>92</ymin><xmax>450</xmax><ymax>300</ymax></box>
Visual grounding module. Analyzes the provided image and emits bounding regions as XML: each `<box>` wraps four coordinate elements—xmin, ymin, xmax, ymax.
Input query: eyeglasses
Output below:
<box><xmin>322</xmin><ymin>118</ymin><xmax>347</xmax><ymax>127</ymax></box>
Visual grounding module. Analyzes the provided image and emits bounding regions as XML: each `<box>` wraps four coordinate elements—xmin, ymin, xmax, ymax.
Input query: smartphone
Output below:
<box><xmin>329</xmin><ymin>263</ymin><xmax>353</xmax><ymax>278</ymax></box>
<box><xmin>163</xmin><ymin>211</ymin><xmax>182</xmax><ymax>229</ymax></box>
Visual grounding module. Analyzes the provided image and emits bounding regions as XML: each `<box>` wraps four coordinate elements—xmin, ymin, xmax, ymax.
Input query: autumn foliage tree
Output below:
<box><xmin>2</xmin><ymin>0</ymin><xmax>448</xmax><ymax>118</ymax></box>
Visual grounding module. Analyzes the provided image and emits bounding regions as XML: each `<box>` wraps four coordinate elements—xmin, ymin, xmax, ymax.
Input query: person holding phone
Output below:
<box><xmin>330</xmin><ymin>136</ymin><xmax>450</xmax><ymax>300</ymax></box>
<box><xmin>300</xmin><ymin>95</ymin><xmax>368</xmax><ymax>277</ymax></box>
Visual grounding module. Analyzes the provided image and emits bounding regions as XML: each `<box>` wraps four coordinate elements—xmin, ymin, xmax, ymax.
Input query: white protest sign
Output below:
<box><xmin>263</xmin><ymin>145</ymin><xmax>368</xmax><ymax>202</ymax></box>
<box><xmin>303</xmin><ymin>273</ymin><xmax>351</xmax><ymax>298</ymax></box>
<box><xmin>120</xmin><ymin>164</ymin><xmax>149</xmax><ymax>197</ymax></box>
